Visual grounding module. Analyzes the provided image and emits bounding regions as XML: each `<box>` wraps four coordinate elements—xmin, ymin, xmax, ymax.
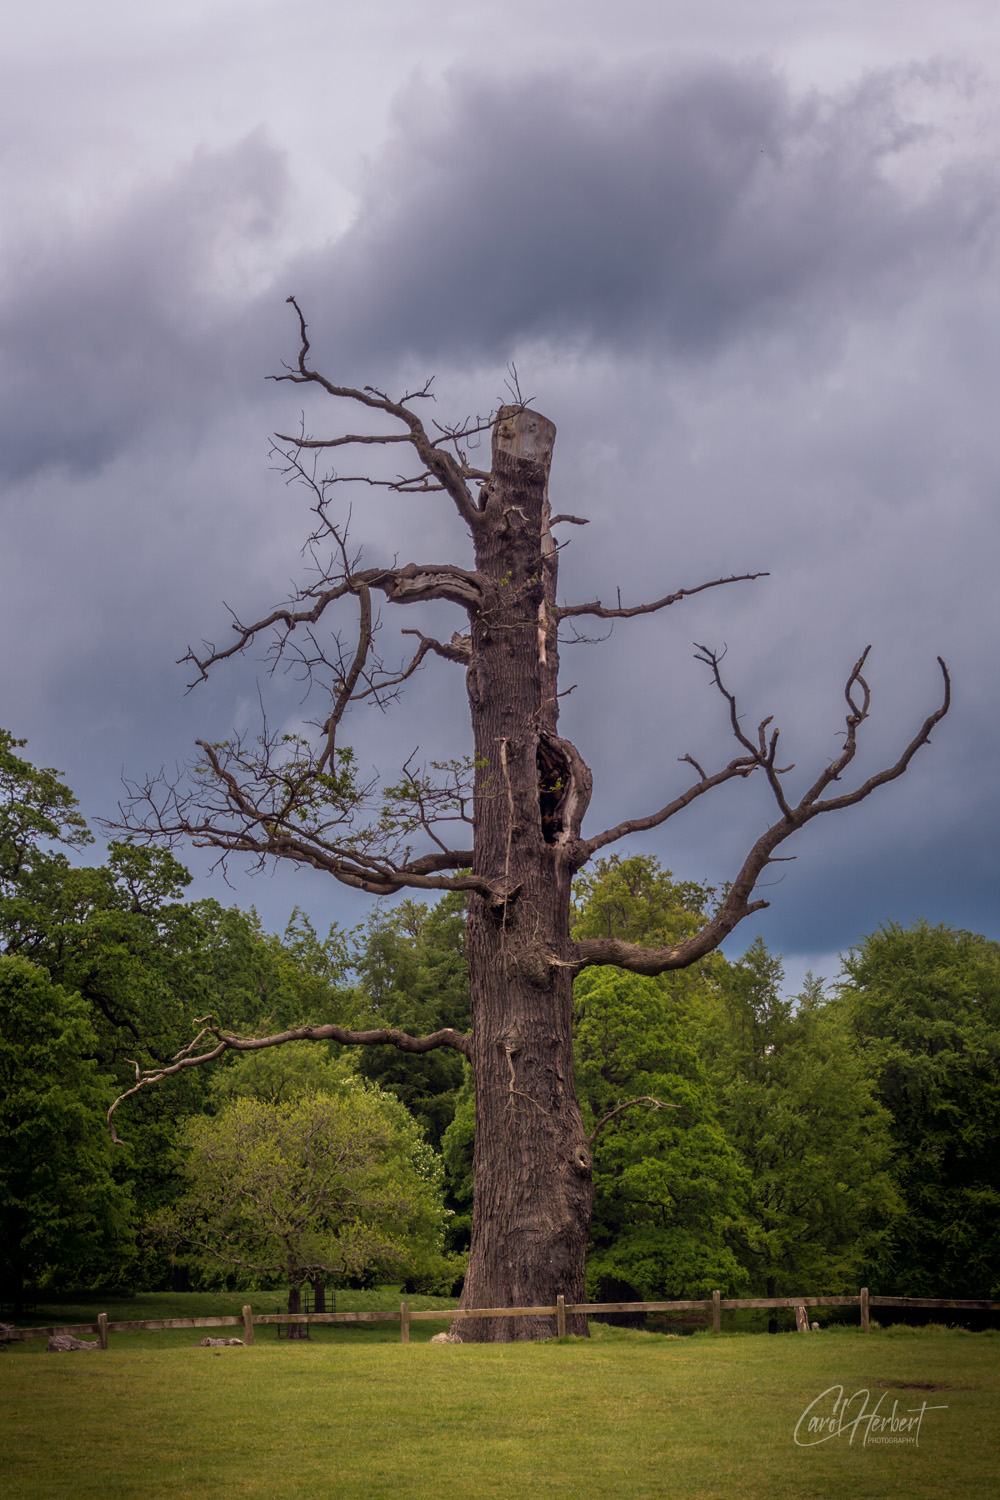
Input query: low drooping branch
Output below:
<box><xmin>586</xmin><ymin>1095</ymin><xmax>678</xmax><ymax>1145</ymax></box>
<box><xmin>569</xmin><ymin>649</ymin><xmax>950</xmax><ymax>977</ymax></box>
<box><xmin>108</xmin><ymin>1017</ymin><xmax>472</xmax><ymax>1143</ymax></box>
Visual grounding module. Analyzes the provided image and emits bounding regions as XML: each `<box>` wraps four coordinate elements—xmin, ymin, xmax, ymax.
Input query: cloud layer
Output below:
<box><xmin>296</xmin><ymin>62</ymin><xmax>998</xmax><ymax>365</ymax></box>
<box><xmin>3</xmin><ymin>54</ymin><xmax>998</xmax><ymax>975</ymax></box>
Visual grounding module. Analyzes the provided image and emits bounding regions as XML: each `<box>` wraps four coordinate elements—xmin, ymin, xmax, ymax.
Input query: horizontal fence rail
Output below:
<box><xmin>6</xmin><ymin>1290</ymin><xmax>997</xmax><ymax>1347</ymax></box>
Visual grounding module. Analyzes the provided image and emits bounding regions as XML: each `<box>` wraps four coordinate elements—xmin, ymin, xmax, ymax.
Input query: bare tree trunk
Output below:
<box><xmin>310</xmin><ymin>1276</ymin><xmax>326</xmax><ymax>1314</ymax></box>
<box><xmin>457</xmin><ymin>409</ymin><xmax>593</xmax><ymax>1341</ymax></box>
<box><xmin>287</xmin><ymin>1281</ymin><xmax>307</xmax><ymax>1339</ymax></box>
<box><xmin>108</xmin><ymin>315</ymin><xmax>950</xmax><ymax>1344</ymax></box>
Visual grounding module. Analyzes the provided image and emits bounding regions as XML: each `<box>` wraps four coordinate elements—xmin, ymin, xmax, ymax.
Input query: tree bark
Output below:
<box><xmin>457</xmin><ymin>408</ymin><xmax>593</xmax><ymax>1341</ymax></box>
<box><xmin>287</xmin><ymin>1281</ymin><xmax>307</xmax><ymax>1338</ymax></box>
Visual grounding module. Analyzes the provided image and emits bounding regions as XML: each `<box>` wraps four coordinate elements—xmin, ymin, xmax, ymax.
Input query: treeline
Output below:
<box><xmin>1</xmin><ymin>730</ymin><xmax>998</xmax><ymax>1313</ymax></box>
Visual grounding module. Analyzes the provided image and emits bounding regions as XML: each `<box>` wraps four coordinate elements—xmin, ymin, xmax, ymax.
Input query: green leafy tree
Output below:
<box><xmin>0</xmin><ymin>732</ymin><xmax>367</xmax><ymax>1289</ymax></box>
<box><xmin>350</xmin><ymin>894</ymin><xmax>470</xmax><ymax>1149</ymax></box>
<box><xmin>0</xmin><ymin>955</ymin><xmax>131</xmax><ymax>1311</ymax></box>
<box><xmin>571</xmin><ymin>857</ymin><xmax>744</xmax><ymax>1302</ymax></box>
<box><xmin>841</xmin><ymin>921</ymin><xmax>1000</xmax><ymax>1297</ymax></box>
<box><xmin>0</xmin><ymin>729</ymin><xmax>91</xmax><ymax>893</ymax></box>
<box><xmin>713</xmin><ymin>941</ymin><xmax>900</xmax><ymax>1303</ymax></box>
<box><xmin>208</xmin><ymin>1037</ymin><xmax>359</xmax><ymax>1109</ymax></box>
<box><xmin>209</xmin><ymin>1044</ymin><xmax>464</xmax><ymax>1297</ymax></box>
<box><xmin>153</xmin><ymin>1070</ymin><xmax>451</xmax><ymax>1316</ymax></box>
<box><xmin>440</xmin><ymin>1064</ymin><xmax>475</xmax><ymax>1252</ymax></box>
<box><xmin>574</xmin><ymin>967</ymin><xmax>746</xmax><ymax>1302</ymax></box>
<box><xmin>571</xmin><ymin>854</ymin><xmax>720</xmax><ymax>952</ymax></box>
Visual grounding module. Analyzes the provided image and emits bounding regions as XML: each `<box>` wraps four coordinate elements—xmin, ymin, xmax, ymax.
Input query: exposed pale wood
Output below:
<box><xmin>97</xmin><ymin>1314</ymin><xmax>108</xmax><ymax>1351</ymax></box>
<box><xmin>556</xmin><ymin>1294</ymin><xmax>566</xmax><ymax>1339</ymax></box>
<box><xmin>712</xmin><ymin>1290</ymin><xmax>721</xmax><ymax>1335</ymax></box>
<box><xmin>794</xmin><ymin>1305</ymin><xmax>810</xmax><ymax>1333</ymax></box>
<box><xmin>400</xmin><ymin>1302</ymin><xmax>410</xmax><ymax>1345</ymax></box>
<box><xmin>860</xmin><ymin>1286</ymin><xmax>870</xmax><ymax>1334</ymax></box>
<box><xmin>242</xmin><ymin>1305</ymin><xmax>254</xmax><ymax>1345</ymax></box>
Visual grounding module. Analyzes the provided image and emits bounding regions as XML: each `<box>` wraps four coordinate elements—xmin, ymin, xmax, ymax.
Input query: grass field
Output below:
<box><xmin>2</xmin><ymin>1308</ymin><xmax>996</xmax><ymax>1500</ymax></box>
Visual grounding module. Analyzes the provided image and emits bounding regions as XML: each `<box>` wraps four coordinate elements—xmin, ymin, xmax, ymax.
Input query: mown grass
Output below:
<box><xmin>2</xmin><ymin>1318</ymin><xmax>996</xmax><ymax>1500</ymax></box>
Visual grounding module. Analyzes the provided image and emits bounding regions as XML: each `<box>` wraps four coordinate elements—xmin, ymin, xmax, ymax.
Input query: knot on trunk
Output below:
<box><xmin>514</xmin><ymin>940</ymin><xmax>557</xmax><ymax>989</ymax></box>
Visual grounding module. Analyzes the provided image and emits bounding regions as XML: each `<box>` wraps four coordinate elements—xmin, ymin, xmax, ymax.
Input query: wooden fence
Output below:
<box><xmin>6</xmin><ymin>1290</ymin><xmax>998</xmax><ymax>1347</ymax></box>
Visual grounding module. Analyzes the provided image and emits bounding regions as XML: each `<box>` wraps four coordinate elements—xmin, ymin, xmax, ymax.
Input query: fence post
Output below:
<box><xmin>242</xmin><ymin>1305</ymin><xmax>254</xmax><ymax>1346</ymax></box>
<box><xmin>860</xmin><ymin>1287</ymin><xmax>869</xmax><ymax>1334</ymax></box>
<box><xmin>712</xmin><ymin>1291</ymin><xmax>721</xmax><ymax>1335</ymax></box>
<box><xmin>556</xmin><ymin>1294</ymin><xmax>566</xmax><ymax>1339</ymax></box>
<box><xmin>97</xmin><ymin>1313</ymin><xmax>108</xmax><ymax>1351</ymax></box>
<box><xmin>400</xmin><ymin>1301</ymin><xmax>410</xmax><ymax>1345</ymax></box>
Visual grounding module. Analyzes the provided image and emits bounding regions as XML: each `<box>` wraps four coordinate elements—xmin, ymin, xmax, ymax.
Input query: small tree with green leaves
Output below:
<box><xmin>153</xmin><ymin>1057</ymin><xmax>451</xmax><ymax>1318</ymax></box>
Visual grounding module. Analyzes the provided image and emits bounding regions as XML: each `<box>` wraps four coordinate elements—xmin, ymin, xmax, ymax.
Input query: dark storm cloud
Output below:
<box><xmin>3</xmin><ymin>52</ymin><xmax>998</xmax><ymax>974</ymax></box>
<box><xmin>0</xmin><ymin>134</ymin><xmax>289</xmax><ymax>483</ymax></box>
<box><xmin>295</xmin><ymin>60</ymin><xmax>997</xmax><ymax>365</ymax></box>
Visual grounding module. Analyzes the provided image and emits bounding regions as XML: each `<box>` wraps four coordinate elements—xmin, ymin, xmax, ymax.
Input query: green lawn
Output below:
<box><xmin>1</xmin><ymin>1321</ymin><xmax>996</xmax><ymax>1500</ymax></box>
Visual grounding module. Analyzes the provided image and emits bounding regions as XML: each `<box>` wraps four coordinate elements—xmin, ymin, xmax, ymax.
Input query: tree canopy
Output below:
<box><xmin>153</xmin><ymin>1060</ymin><xmax>451</xmax><ymax>1301</ymax></box>
<box><xmin>842</xmin><ymin>921</ymin><xmax>1000</xmax><ymax>1298</ymax></box>
<box><xmin>0</xmin><ymin>954</ymin><xmax>131</xmax><ymax>1311</ymax></box>
<box><xmin>712</xmin><ymin>942</ymin><xmax>900</xmax><ymax>1300</ymax></box>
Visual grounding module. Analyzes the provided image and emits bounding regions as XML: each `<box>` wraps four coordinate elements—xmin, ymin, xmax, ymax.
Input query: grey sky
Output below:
<box><xmin>3</xmin><ymin>1</ymin><xmax>999</xmax><ymax>990</ymax></box>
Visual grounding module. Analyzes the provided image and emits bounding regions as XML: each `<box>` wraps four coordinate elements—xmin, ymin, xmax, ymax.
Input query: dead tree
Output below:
<box><xmin>112</xmin><ymin>299</ymin><xmax>949</xmax><ymax>1341</ymax></box>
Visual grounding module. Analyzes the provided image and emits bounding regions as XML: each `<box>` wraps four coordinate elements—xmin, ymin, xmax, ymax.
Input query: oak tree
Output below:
<box><xmin>114</xmin><ymin>300</ymin><xmax>950</xmax><ymax>1340</ymax></box>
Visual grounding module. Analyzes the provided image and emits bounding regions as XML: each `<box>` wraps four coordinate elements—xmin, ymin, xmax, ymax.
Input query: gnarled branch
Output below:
<box><xmin>554</xmin><ymin>571</ymin><xmax>768</xmax><ymax>622</ymax></box>
<box><xmin>569</xmin><ymin>650</ymin><xmax>950</xmax><ymax>977</ymax></box>
<box><xmin>113</xmin><ymin>736</ymin><xmax>488</xmax><ymax>900</ymax></box>
<box><xmin>582</xmin><ymin>752</ymin><xmax>757</xmax><ymax>860</ymax></box>
<box><xmin>270</xmin><ymin>296</ymin><xmax>484</xmax><ymax>529</ymax></box>
<box><xmin>181</xmin><ymin>561</ymin><xmax>482</xmax><ymax>685</ymax></box>
<box><xmin>400</xmin><ymin>628</ymin><xmax>472</xmax><ymax>665</ymax></box>
<box><xmin>109</xmin><ymin>1018</ymin><xmax>471</xmax><ymax>1143</ymax></box>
